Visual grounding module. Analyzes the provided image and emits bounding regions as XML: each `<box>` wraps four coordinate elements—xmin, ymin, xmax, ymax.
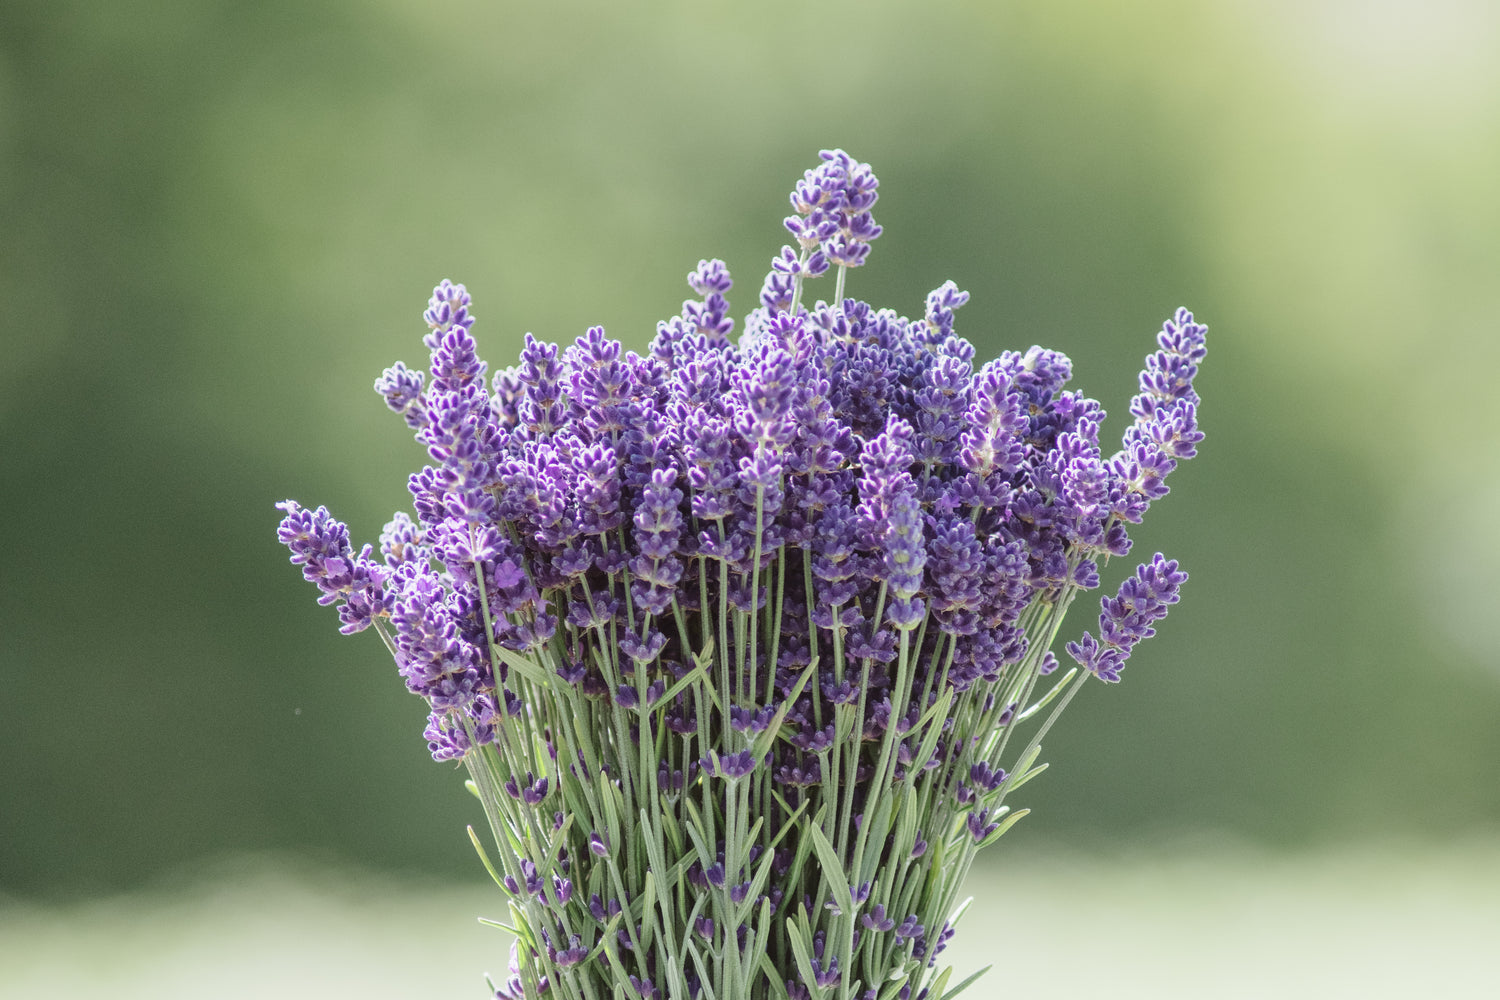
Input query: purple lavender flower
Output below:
<box><xmin>861</xmin><ymin>903</ymin><xmax>896</xmax><ymax>933</ymax></box>
<box><xmin>1109</xmin><ymin>309</ymin><xmax>1207</xmax><ymax>519</ymax></box>
<box><xmin>803</xmin><ymin>149</ymin><xmax>882</xmax><ymax>271</ymax></box>
<box><xmin>629</xmin><ymin>467</ymin><xmax>685</xmax><ymax>615</ymax></box>
<box><xmin>701</xmin><ymin>749</ymin><xmax>760</xmax><ymax>780</ymax></box>
<box><xmin>375</xmin><ymin>361</ymin><xmax>428</xmax><ymax>430</ymax></box>
<box><xmin>882</xmin><ymin>489</ymin><xmax>927</xmax><ymax>630</ymax></box>
<box><xmin>959</xmin><ymin>361</ymin><xmax>1027</xmax><ymax>480</ymax></box>
<box><xmin>275</xmin><ymin>154</ymin><xmax>1207</xmax><ymax>1000</ymax></box>
<box><xmin>551</xmin><ymin>936</ymin><xmax>588</xmax><ymax>969</ymax></box>
<box><xmin>275</xmin><ymin>500</ymin><xmax>390</xmax><ymax>634</ymax></box>
<box><xmin>1066</xmin><ymin>553</ymin><xmax>1188</xmax><ymax>682</ymax></box>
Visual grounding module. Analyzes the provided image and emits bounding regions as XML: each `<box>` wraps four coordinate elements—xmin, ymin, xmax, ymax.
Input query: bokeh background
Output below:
<box><xmin>3</xmin><ymin>0</ymin><xmax>1497</xmax><ymax>996</ymax></box>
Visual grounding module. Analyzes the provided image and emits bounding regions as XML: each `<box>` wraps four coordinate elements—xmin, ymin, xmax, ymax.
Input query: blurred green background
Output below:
<box><xmin>3</xmin><ymin>0</ymin><xmax>1497</xmax><ymax>948</ymax></box>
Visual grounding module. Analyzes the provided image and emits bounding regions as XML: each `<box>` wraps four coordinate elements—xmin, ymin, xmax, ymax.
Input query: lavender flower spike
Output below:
<box><xmin>1066</xmin><ymin>553</ymin><xmax>1188</xmax><ymax>682</ymax></box>
<box><xmin>274</xmin><ymin>500</ymin><xmax>389</xmax><ymax>633</ymax></box>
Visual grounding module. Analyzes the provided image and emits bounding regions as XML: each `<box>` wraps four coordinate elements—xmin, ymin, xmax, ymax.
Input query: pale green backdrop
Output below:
<box><xmin>2</xmin><ymin>2</ymin><xmax>1497</xmax><ymax>993</ymax></box>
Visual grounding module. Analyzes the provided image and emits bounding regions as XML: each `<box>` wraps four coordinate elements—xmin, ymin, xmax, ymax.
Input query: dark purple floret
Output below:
<box><xmin>729</xmin><ymin>705</ymin><xmax>776</xmax><ymax>734</ymax></box>
<box><xmin>861</xmin><ymin>903</ymin><xmax>896</xmax><ymax>933</ymax></box>
<box><xmin>916</xmin><ymin>922</ymin><xmax>956</xmax><ymax>968</ymax></box>
<box><xmin>813</xmin><ymin>955</ymin><xmax>843</xmax><ymax>989</ymax></box>
<box><xmin>702</xmin><ymin>749</ymin><xmax>760</xmax><ymax>780</ymax></box>
<box><xmin>969</xmin><ymin>761</ymin><xmax>1008</xmax><ymax>793</ymax></box>
<box><xmin>966</xmin><ymin>807</ymin><xmax>1000</xmax><ymax>842</ymax></box>
<box><xmin>551</xmin><ymin>935</ymin><xmax>588</xmax><ymax>968</ymax></box>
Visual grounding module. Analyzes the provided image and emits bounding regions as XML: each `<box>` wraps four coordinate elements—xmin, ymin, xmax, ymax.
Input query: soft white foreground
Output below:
<box><xmin>3</xmin><ymin>841</ymin><xmax>1497</xmax><ymax>998</ymax></box>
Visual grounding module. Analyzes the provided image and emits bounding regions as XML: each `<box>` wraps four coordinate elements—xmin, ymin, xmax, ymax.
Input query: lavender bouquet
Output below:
<box><xmin>276</xmin><ymin>151</ymin><xmax>1205</xmax><ymax>1000</ymax></box>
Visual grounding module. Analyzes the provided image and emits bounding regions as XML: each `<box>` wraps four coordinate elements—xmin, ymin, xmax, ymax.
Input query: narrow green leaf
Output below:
<box><xmin>759</xmin><ymin>953</ymin><xmax>791</xmax><ymax>1000</ymax></box>
<box><xmin>783</xmin><ymin>804</ymin><xmax>819</xmax><ymax>889</ymax></box>
<box><xmin>806</xmin><ymin>822</ymin><xmax>854</xmax><ymax>917</ymax></box>
<box><xmin>766</xmin><ymin>795</ymin><xmax>810</xmax><ymax>855</ymax></box>
<box><xmin>894</xmin><ymin>785</ymin><xmax>918</xmax><ymax>854</ymax></box>
<box><xmin>682</xmin><ymin>893</ymin><xmax>709</xmax><ymax>939</ymax></box>
<box><xmin>877</xmin><ymin>968</ymin><xmax>916</xmax><ymax>1000</ymax></box>
<box><xmin>940</xmin><ymin>964</ymin><xmax>992</xmax><ymax>1000</ymax></box>
<box><xmin>601</xmin><ymin>777</ymin><xmax>624</xmax><ymax>856</ymax></box>
<box><xmin>832</xmin><ymin>701</ymin><xmax>858</xmax><ymax>744</ymax></box>
<box><xmin>477</xmin><ymin>915</ymin><xmax>519</xmax><ymax>934</ymax></box>
<box><xmin>586</xmin><ymin>862</ymin><xmax>607</xmax><ymax>909</ymax></box>
<box><xmin>977</xmin><ymin>808</ymin><xmax>1030</xmax><ymax>849</ymax></box>
<box><xmin>911</xmin><ymin>690</ymin><xmax>953</xmax><ymax>774</ymax></box>
<box><xmin>489</xmin><ymin>643</ymin><xmax>554</xmax><ymax>688</ymax></box>
<box><xmin>682</xmin><ymin>807</ymin><xmax>717</xmax><ymax>871</ymax></box>
<box><xmin>692</xmin><ymin>639</ymin><xmax>724</xmax><ymax>713</ymax></box>
<box><xmin>638</xmin><ymin>870</ymin><xmax>659</xmax><ymax>951</ymax></box>
<box><xmin>600</xmin><ymin>922</ymin><xmax>634</xmax><ymax>991</ymax></box>
<box><xmin>859</xmin><ymin>789</ymin><xmax>897</xmax><ymax>878</ymax></box>
<box><xmin>658</xmin><ymin>803</ymin><xmax>686</xmax><ymax>864</ymax></box>
<box><xmin>1015</xmin><ymin>666</ymin><xmax>1078</xmax><ymax>722</ymax></box>
<box><xmin>746</xmin><ymin>896</ymin><xmax>775</xmax><ymax>972</ymax></box>
<box><xmin>464</xmin><ymin>779</ymin><xmax>482</xmax><ymax>801</ymax></box>
<box><xmin>647</xmin><ymin>657</ymin><xmax>711</xmax><ymax>714</ymax></box>
<box><xmin>734</xmin><ymin>846</ymin><xmax>778</xmax><ymax>926</ymax></box>
<box><xmin>684</xmin><ymin>941</ymin><xmax>719</xmax><ymax>1000</ymax></box>
<box><xmin>508</xmin><ymin>901</ymin><xmax>537</xmax><ymax>949</ymax></box>
<box><xmin>639</xmin><ymin>807</ymin><xmax>674</xmax><ymax>892</ymax></box>
<box><xmin>467</xmin><ymin>825</ymin><xmax>507</xmax><ymax>892</ymax></box>
<box><xmin>1009</xmin><ymin>743</ymin><xmax>1043</xmax><ymax>784</ymax></box>
<box><xmin>587</xmin><ymin>914</ymin><xmax>620</xmax><ymax>964</ymax></box>
<box><xmin>499</xmin><ymin>818</ymin><xmax>527</xmax><ymax>859</ymax></box>
<box><xmin>751</xmin><ymin>658</ymin><xmax>820</xmax><ymax>759</ymax></box>
<box><xmin>913</xmin><ymin>686</ymin><xmax>954</xmax><ymax>733</ymax></box>
<box><xmin>785</xmin><ymin>918</ymin><xmax>824</xmax><ymax>1000</ymax></box>
<box><xmin>653</xmin><ymin>855</ymin><xmax>692</xmax><ymax>896</ymax></box>
<box><xmin>1005</xmin><ymin>761</ymin><xmax>1049</xmax><ymax>793</ymax></box>
<box><xmin>538</xmin><ymin>811</ymin><xmax>575</xmax><ymax>881</ymax></box>
<box><xmin>740</xmin><ymin>815</ymin><xmax>765</xmax><ymax>862</ymax></box>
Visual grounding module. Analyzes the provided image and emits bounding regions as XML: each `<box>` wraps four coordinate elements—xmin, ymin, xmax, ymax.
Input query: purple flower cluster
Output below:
<box><xmin>759</xmin><ymin>150</ymin><xmax>883</xmax><ymax>312</ymax></box>
<box><xmin>1066</xmin><ymin>553</ymin><xmax>1188</xmax><ymax>683</ymax></box>
<box><xmin>276</xmin><ymin>150</ymin><xmax>1205</xmax><ymax>1000</ymax></box>
<box><xmin>275</xmin><ymin>501</ymin><xmax>390</xmax><ymax>635</ymax></box>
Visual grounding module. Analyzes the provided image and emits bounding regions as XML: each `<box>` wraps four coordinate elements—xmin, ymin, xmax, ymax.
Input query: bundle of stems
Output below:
<box><xmin>276</xmin><ymin>150</ymin><xmax>1205</xmax><ymax>1000</ymax></box>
